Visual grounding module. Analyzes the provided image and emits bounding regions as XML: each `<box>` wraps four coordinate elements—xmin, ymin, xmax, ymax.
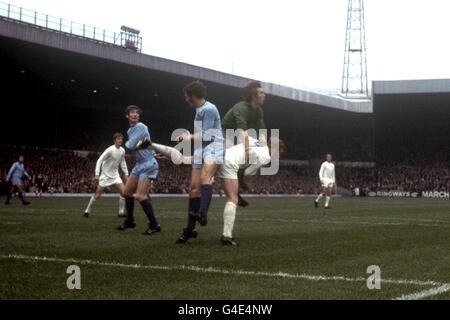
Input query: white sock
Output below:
<box><xmin>118</xmin><ymin>196</ymin><xmax>125</xmax><ymax>215</ymax></box>
<box><xmin>316</xmin><ymin>193</ymin><xmax>323</xmax><ymax>202</ymax></box>
<box><xmin>325</xmin><ymin>196</ymin><xmax>330</xmax><ymax>207</ymax></box>
<box><xmin>85</xmin><ymin>196</ymin><xmax>96</xmax><ymax>213</ymax></box>
<box><xmin>223</xmin><ymin>202</ymin><xmax>237</xmax><ymax>238</ymax></box>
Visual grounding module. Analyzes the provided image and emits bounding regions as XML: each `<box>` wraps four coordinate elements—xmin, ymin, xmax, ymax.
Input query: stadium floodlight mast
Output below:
<box><xmin>341</xmin><ymin>0</ymin><xmax>369</xmax><ymax>98</ymax></box>
<box><xmin>120</xmin><ymin>25</ymin><xmax>142</xmax><ymax>52</ymax></box>
<box><xmin>121</xmin><ymin>26</ymin><xmax>140</xmax><ymax>35</ymax></box>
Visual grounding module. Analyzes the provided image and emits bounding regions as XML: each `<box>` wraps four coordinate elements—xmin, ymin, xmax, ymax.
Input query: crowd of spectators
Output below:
<box><xmin>0</xmin><ymin>146</ymin><xmax>96</xmax><ymax>194</ymax></box>
<box><xmin>1</xmin><ymin>146</ymin><xmax>448</xmax><ymax>196</ymax></box>
<box><xmin>338</xmin><ymin>164</ymin><xmax>449</xmax><ymax>195</ymax></box>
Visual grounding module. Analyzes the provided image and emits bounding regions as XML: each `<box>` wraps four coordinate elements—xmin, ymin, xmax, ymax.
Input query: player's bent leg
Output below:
<box><xmin>197</xmin><ymin>159</ymin><xmax>217</xmax><ymax>226</ymax></box>
<box><xmin>325</xmin><ymin>187</ymin><xmax>332</xmax><ymax>209</ymax></box>
<box><xmin>93</xmin><ymin>185</ymin><xmax>104</xmax><ymax>200</ymax></box>
<box><xmin>115</xmin><ymin>183</ymin><xmax>127</xmax><ymax>217</ymax></box>
<box><xmin>176</xmin><ymin>169</ymin><xmax>202</xmax><ymax>244</ymax></box>
<box><xmin>221</xmin><ymin>178</ymin><xmax>239</xmax><ymax>246</ymax></box>
<box><xmin>187</xmin><ymin>168</ymin><xmax>202</xmax><ymax>225</ymax></box>
<box><xmin>117</xmin><ymin>177</ymin><xmax>138</xmax><ymax>231</ymax></box>
<box><xmin>237</xmin><ymin>167</ymin><xmax>250</xmax><ymax>207</ymax></box>
<box><xmin>136</xmin><ymin>178</ymin><xmax>161</xmax><ymax>235</ymax></box>
<box><xmin>118</xmin><ymin>196</ymin><xmax>126</xmax><ymax>217</ymax></box>
<box><xmin>176</xmin><ymin>186</ymin><xmax>200</xmax><ymax>243</ymax></box>
<box><xmin>84</xmin><ymin>185</ymin><xmax>105</xmax><ymax>217</ymax></box>
<box><xmin>123</xmin><ymin>176</ymin><xmax>138</xmax><ymax>198</ymax></box>
<box><xmin>222</xmin><ymin>178</ymin><xmax>239</xmax><ymax>204</ymax></box>
<box><xmin>200</xmin><ymin>158</ymin><xmax>217</xmax><ymax>185</ymax></box>
<box><xmin>315</xmin><ymin>187</ymin><xmax>327</xmax><ymax>208</ymax></box>
<box><xmin>5</xmin><ymin>186</ymin><xmax>13</xmax><ymax>205</ymax></box>
<box><xmin>16</xmin><ymin>185</ymin><xmax>30</xmax><ymax>205</ymax></box>
<box><xmin>150</xmin><ymin>143</ymin><xmax>191</xmax><ymax>165</ymax></box>
<box><xmin>189</xmin><ymin>168</ymin><xmax>202</xmax><ymax>198</ymax></box>
<box><xmin>237</xmin><ymin>192</ymin><xmax>249</xmax><ymax>207</ymax></box>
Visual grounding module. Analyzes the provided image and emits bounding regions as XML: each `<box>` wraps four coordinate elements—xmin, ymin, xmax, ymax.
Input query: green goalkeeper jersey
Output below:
<box><xmin>221</xmin><ymin>101</ymin><xmax>266</xmax><ymax>131</ymax></box>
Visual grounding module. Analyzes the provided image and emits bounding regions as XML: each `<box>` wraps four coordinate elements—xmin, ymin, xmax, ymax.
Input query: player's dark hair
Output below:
<box><xmin>183</xmin><ymin>80</ymin><xmax>207</xmax><ymax>99</ymax></box>
<box><xmin>242</xmin><ymin>81</ymin><xmax>262</xmax><ymax>103</ymax></box>
<box><xmin>125</xmin><ymin>105</ymin><xmax>142</xmax><ymax>116</ymax></box>
<box><xmin>113</xmin><ymin>132</ymin><xmax>124</xmax><ymax>142</ymax></box>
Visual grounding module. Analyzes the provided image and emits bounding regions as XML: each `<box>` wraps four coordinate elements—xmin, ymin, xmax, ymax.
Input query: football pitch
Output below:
<box><xmin>0</xmin><ymin>196</ymin><xmax>449</xmax><ymax>300</ymax></box>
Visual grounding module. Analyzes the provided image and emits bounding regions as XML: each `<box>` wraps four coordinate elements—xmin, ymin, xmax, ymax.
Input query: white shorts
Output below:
<box><xmin>217</xmin><ymin>144</ymin><xmax>241</xmax><ymax>180</ymax></box>
<box><xmin>99</xmin><ymin>175</ymin><xmax>123</xmax><ymax>188</ymax></box>
<box><xmin>217</xmin><ymin>159</ymin><xmax>240</xmax><ymax>179</ymax></box>
<box><xmin>322</xmin><ymin>178</ymin><xmax>334</xmax><ymax>188</ymax></box>
<box><xmin>217</xmin><ymin>145</ymin><xmax>270</xmax><ymax>180</ymax></box>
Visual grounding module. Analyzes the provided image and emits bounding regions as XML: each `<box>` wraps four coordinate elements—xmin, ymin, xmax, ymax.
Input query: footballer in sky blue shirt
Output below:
<box><xmin>175</xmin><ymin>81</ymin><xmax>224</xmax><ymax>243</ymax></box>
<box><xmin>192</xmin><ymin>100</ymin><xmax>224</xmax><ymax>168</ymax></box>
<box><xmin>117</xmin><ymin>105</ymin><xmax>160</xmax><ymax>235</ymax></box>
<box><xmin>5</xmin><ymin>155</ymin><xmax>31</xmax><ymax>205</ymax></box>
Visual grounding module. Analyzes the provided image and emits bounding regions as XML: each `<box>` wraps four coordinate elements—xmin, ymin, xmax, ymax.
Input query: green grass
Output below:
<box><xmin>0</xmin><ymin>196</ymin><xmax>449</xmax><ymax>300</ymax></box>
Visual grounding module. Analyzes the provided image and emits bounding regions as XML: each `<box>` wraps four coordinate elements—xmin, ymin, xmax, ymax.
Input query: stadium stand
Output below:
<box><xmin>1</xmin><ymin>146</ymin><xmax>448</xmax><ymax>196</ymax></box>
<box><xmin>0</xmin><ymin>13</ymin><xmax>448</xmax><ymax>197</ymax></box>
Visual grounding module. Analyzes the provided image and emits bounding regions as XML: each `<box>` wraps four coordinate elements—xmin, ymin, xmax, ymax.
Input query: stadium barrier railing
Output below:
<box><xmin>0</xmin><ymin>1</ymin><xmax>142</xmax><ymax>52</ymax></box>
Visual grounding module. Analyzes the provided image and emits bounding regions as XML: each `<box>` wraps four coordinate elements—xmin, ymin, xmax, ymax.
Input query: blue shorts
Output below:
<box><xmin>192</xmin><ymin>141</ymin><xmax>225</xmax><ymax>169</ymax></box>
<box><xmin>130</xmin><ymin>159</ymin><xmax>159</xmax><ymax>180</ymax></box>
<box><xmin>12</xmin><ymin>177</ymin><xmax>22</xmax><ymax>186</ymax></box>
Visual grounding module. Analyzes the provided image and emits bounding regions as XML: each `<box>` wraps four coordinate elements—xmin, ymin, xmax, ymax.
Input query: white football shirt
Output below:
<box><xmin>319</xmin><ymin>161</ymin><xmax>335</xmax><ymax>182</ymax></box>
<box><xmin>95</xmin><ymin>145</ymin><xmax>128</xmax><ymax>179</ymax></box>
<box><xmin>224</xmin><ymin>137</ymin><xmax>270</xmax><ymax>175</ymax></box>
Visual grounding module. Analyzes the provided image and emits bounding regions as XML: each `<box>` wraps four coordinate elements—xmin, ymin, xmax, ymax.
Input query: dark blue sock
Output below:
<box><xmin>125</xmin><ymin>197</ymin><xmax>134</xmax><ymax>222</ymax></box>
<box><xmin>200</xmin><ymin>184</ymin><xmax>213</xmax><ymax>218</ymax></box>
<box><xmin>6</xmin><ymin>191</ymin><xmax>12</xmax><ymax>203</ymax></box>
<box><xmin>18</xmin><ymin>192</ymin><xmax>25</xmax><ymax>203</ymax></box>
<box><xmin>192</xmin><ymin>197</ymin><xmax>200</xmax><ymax>213</ymax></box>
<box><xmin>140</xmin><ymin>199</ymin><xmax>159</xmax><ymax>228</ymax></box>
<box><xmin>186</xmin><ymin>197</ymin><xmax>200</xmax><ymax>230</ymax></box>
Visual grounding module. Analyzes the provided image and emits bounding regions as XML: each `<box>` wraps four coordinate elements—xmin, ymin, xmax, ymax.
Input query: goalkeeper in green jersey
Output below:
<box><xmin>221</xmin><ymin>81</ymin><xmax>267</xmax><ymax>207</ymax></box>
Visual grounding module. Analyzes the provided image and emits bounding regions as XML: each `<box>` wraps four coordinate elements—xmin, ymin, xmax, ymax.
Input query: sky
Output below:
<box><xmin>3</xmin><ymin>0</ymin><xmax>450</xmax><ymax>90</ymax></box>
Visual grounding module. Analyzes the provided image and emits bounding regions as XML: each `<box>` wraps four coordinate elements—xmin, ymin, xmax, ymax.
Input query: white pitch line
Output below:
<box><xmin>160</xmin><ymin>215</ymin><xmax>449</xmax><ymax>228</ymax></box>
<box><xmin>360</xmin><ymin>217</ymin><xmax>450</xmax><ymax>224</ymax></box>
<box><xmin>0</xmin><ymin>253</ymin><xmax>443</xmax><ymax>287</ymax></box>
<box><xmin>394</xmin><ymin>284</ymin><xmax>450</xmax><ymax>300</ymax></box>
<box><xmin>236</xmin><ymin>217</ymin><xmax>449</xmax><ymax>228</ymax></box>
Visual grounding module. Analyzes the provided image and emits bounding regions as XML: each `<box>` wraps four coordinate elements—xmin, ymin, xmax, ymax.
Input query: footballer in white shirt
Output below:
<box><xmin>84</xmin><ymin>133</ymin><xmax>129</xmax><ymax>217</ymax></box>
<box><xmin>215</xmin><ymin>136</ymin><xmax>285</xmax><ymax>246</ymax></box>
<box><xmin>314</xmin><ymin>153</ymin><xmax>336</xmax><ymax>209</ymax></box>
